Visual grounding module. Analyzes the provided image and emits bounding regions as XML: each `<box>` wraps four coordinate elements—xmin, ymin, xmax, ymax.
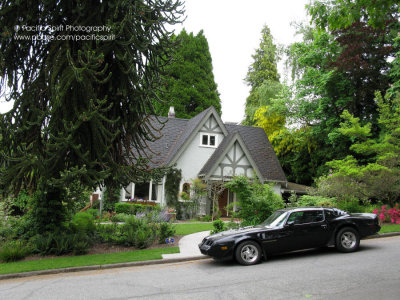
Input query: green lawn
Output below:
<box><xmin>0</xmin><ymin>247</ymin><xmax>179</xmax><ymax>275</ymax></box>
<box><xmin>379</xmin><ymin>224</ymin><xmax>400</xmax><ymax>234</ymax></box>
<box><xmin>174</xmin><ymin>222</ymin><xmax>213</xmax><ymax>235</ymax></box>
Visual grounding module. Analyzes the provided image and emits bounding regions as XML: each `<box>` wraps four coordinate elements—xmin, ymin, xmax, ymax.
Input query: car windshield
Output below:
<box><xmin>259</xmin><ymin>211</ymin><xmax>288</xmax><ymax>228</ymax></box>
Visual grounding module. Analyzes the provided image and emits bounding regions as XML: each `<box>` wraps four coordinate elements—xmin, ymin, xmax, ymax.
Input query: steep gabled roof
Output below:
<box><xmin>136</xmin><ymin>107</ymin><xmax>287</xmax><ymax>183</ymax></box>
<box><xmin>199</xmin><ymin>132</ymin><xmax>264</xmax><ymax>180</ymax></box>
<box><xmin>199</xmin><ymin>124</ymin><xmax>287</xmax><ymax>182</ymax></box>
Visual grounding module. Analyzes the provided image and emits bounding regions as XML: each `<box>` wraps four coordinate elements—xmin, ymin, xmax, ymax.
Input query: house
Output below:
<box><xmin>118</xmin><ymin>106</ymin><xmax>289</xmax><ymax>216</ymax></box>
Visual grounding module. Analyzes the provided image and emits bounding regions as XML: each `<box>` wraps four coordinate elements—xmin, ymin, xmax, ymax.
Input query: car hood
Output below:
<box><xmin>207</xmin><ymin>226</ymin><xmax>265</xmax><ymax>240</ymax></box>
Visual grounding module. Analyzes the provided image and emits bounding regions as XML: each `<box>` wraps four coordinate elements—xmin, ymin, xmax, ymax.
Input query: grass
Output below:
<box><xmin>174</xmin><ymin>222</ymin><xmax>213</xmax><ymax>235</ymax></box>
<box><xmin>379</xmin><ymin>224</ymin><xmax>400</xmax><ymax>234</ymax></box>
<box><xmin>0</xmin><ymin>247</ymin><xmax>179</xmax><ymax>275</ymax></box>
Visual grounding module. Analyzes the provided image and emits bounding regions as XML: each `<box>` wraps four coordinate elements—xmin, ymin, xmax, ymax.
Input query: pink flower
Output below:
<box><xmin>372</xmin><ymin>209</ymin><xmax>378</xmax><ymax>215</ymax></box>
<box><xmin>379</xmin><ymin>213</ymin><xmax>385</xmax><ymax>221</ymax></box>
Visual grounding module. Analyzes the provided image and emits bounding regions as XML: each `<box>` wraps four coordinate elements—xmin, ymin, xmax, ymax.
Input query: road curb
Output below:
<box><xmin>0</xmin><ymin>255</ymin><xmax>210</xmax><ymax>281</ymax></box>
<box><xmin>1</xmin><ymin>232</ymin><xmax>399</xmax><ymax>281</ymax></box>
<box><xmin>365</xmin><ymin>232</ymin><xmax>400</xmax><ymax>239</ymax></box>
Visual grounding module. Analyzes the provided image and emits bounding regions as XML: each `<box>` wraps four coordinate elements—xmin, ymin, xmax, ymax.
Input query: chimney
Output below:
<box><xmin>168</xmin><ymin>106</ymin><xmax>175</xmax><ymax>118</ymax></box>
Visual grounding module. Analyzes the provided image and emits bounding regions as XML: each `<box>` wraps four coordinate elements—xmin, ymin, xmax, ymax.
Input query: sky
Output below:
<box><xmin>0</xmin><ymin>0</ymin><xmax>310</xmax><ymax>120</ymax></box>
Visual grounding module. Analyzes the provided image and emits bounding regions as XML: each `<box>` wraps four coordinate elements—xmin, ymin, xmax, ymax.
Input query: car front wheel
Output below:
<box><xmin>336</xmin><ymin>227</ymin><xmax>360</xmax><ymax>253</ymax></box>
<box><xmin>235</xmin><ymin>241</ymin><xmax>262</xmax><ymax>266</ymax></box>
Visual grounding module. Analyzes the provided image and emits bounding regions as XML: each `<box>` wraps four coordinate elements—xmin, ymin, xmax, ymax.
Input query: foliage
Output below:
<box><xmin>373</xmin><ymin>204</ymin><xmax>400</xmax><ymax>224</ymax></box>
<box><xmin>101</xmin><ymin>187</ymin><xmax>121</xmax><ymax>212</ymax></box>
<box><xmin>244</xmin><ymin>25</ymin><xmax>281</xmax><ymax>124</ymax></box>
<box><xmin>157</xmin><ymin>222</ymin><xmax>176</xmax><ymax>244</ymax></box>
<box><xmin>314</xmin><ymin>93</ymin><xmax>400</xmax><ymax>206</ymax></box>
<box><xmin>207</xmin><ymin>181</ymin><xmax>225</xmax><ymax>221</ymax></box>
<box><xmin>279</xmin><ymin>0</ymin><xmax>399</xmax><ymax>184</ymax></box>
<box><xmin>86</xmin><ymin>208</ymin><xmax>100</xmax><ymax>219</ymax></box>
<box><xmin>0</xmin><ymin>0</ymin><xmax>183</xmax><ymax>233</ymax></box>
<box><xmin>69</xmin><ymin>212</ymin><xmax>96</xmax><ymax>236</ymax></box>
<box><xmin>225</xmin><ymin>176</ymin><xmax>285</xmax><ymax>226</ymax></box>
<box><xmin>5</xmin><ymin>191</ymin><xmax>32</xmax><ymax>216</ymax></box>
<box><xmin>114</xmin><ymin>203</ymin><xmax>158</xmax><ymax>215</ymax></box>
<box><xmin>296</xmin><ymin>195</ymin><xmax>337</xmax><ymax>208</ymax></box>
<box><xmin>0</xmin><ymin>240</ymin><xmax>31</xmax><ymax>263</ymax></box>
<box><xmin>154</xmin><ymin>29</ymin><xmax>221</xmax><ymax>118</ymax></box>
<box><xmin>30</xmin><ymin>232</ymin><xmax>92</xmax><ymax>256</ymax></box>
<box><xmin>211</xmin><ymin>219</ymin><xmax>225</xmax><ymax>234</ymax></box>
<box><xmin>178</xmin><ymin>178</ymin><xmax>207</xmax><ymax>220</ymax></box>
<box><xmin>64</xmin><ymin>180</ymin><xmax>92</xmax><ymax>215</ymax></box>
<box><xmin>165</xmin><ymin>168</ymin><xmax>182</xmax><ymax>208</ymax></box>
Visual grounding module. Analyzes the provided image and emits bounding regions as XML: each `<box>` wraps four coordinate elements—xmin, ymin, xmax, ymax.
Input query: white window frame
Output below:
<box><xmin>199</xmin><ymin>133</ymin><xmax>218</xmax><ymax>148</ymax></box>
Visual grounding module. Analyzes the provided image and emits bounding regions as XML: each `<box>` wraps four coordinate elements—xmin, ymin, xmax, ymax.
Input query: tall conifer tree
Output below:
<box><xmin>154</xmin><ymin>29</ymin><xmax>221</xmax><ymax>118</ymax></box>
<box><xmin>0</xmin><ymin>0</ymin><xmax>183</xmax><ymax>232</ymax></box>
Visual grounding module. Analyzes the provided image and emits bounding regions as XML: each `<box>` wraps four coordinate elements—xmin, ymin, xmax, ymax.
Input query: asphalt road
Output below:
<box><xmin>1</xmin><ymin>236</ymin><xmax>399</xmax><ymax>300</ymax></box>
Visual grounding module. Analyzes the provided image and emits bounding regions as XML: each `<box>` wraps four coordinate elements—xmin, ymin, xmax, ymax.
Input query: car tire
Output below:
<box><xmin>335</xmin><ymin>227</ymin><xmax>360</xmax><ymax>253</ymax></box>
<box><xmin>235</xmin><ymin>241</ymin><xmax>262</xmax><ymax>266</ymax></box>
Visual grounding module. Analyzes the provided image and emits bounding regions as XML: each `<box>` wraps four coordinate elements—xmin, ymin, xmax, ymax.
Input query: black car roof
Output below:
<box><xmin>277</xmin><ymin>207</ymin><xmax>326</xmax><ymax>213</ymax></box>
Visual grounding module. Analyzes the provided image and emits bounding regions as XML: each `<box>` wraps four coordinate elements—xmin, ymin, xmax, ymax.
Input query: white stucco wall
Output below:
<box><xmin>175</xmin><ymin>131</ymin><xmax>224</xmax><ymax>185</ymax></box>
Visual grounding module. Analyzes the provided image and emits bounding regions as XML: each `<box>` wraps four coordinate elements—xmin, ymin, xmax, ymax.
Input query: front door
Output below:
<box><xmin>218</xmin><ymin>189</ymin><xmax>229</xmax><ymax>217</ymax></box>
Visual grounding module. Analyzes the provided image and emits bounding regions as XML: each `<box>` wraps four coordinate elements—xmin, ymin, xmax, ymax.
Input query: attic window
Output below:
<box><xmin>200</xmin><ymin>133</ymin><xmax>217</xmax><ymax>148</ymax></box>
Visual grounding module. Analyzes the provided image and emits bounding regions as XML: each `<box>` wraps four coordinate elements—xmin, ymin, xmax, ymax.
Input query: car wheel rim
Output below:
<box><xmin>341</xmin><ymin>232</ymin><xmax>356</xmax><ymax>249</ymax></box>
<box><xmin>240</xmin><ymin>244</ymin><xmax>259</xmax><ymax>263</ymax></box>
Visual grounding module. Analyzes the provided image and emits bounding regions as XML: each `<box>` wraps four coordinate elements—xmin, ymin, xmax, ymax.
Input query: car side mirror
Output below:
<box><xmin>285</xmin><ymin>221</ymin><xmax>295</xmax><ymax>228</ymax></box>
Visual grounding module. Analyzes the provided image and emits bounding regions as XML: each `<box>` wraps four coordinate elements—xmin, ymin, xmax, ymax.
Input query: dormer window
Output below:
<box><xmin>200</xmin><ymin>133</ymin><xmax>217</xmax><ymax>148</ymax></box>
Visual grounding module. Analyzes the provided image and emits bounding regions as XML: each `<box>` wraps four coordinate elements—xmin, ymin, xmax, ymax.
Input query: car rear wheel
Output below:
<box><xmin>235</xmin><ymin>241</ymin><xmax>262</xmax><ymax>266</ymax></box>
<box><xmin>336</xmin><ymin>227</ymin><xmax>360</xmax><ymax>253</ymax></box>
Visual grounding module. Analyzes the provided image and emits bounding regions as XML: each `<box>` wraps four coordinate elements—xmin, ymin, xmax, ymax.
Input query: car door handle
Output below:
<box><xmin>321</xmin><ymin>224</ymin><xmax>327</xmax><ymax>229</ymax></box>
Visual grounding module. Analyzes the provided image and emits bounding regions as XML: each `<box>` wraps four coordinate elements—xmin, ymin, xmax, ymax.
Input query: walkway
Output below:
<box><xmin>162</xmin><ymin>230</ymin><xmax>210</xmax><ymax>259</ymax></box>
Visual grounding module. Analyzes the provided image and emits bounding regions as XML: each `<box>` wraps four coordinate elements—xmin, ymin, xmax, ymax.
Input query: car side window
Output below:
<box><xmin>287</xmin><ymin>210</ymin><xmax>324</xmax><ymax>225</ymax></box>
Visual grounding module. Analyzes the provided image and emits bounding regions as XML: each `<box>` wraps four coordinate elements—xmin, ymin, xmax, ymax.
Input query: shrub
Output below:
<box><xmin>373</xmin><ymin>204</ymin><xmax>400</xmax><ymax>224</ymax></box>
<box><xmin>157</xmin><ymin>222</ymin><xmax>176</xmax><ymax>243</ymax></box>
<box><xmin>115</xmin><ymin>203</ymin><xmax>158</xmax><ymax>215</ymax></box>
<box><xmin>110</xmin><ymin>213</ymin><xmax>129</xmax><ymax>223</ymax></box>
<box><xmin>225</xmin><ymin>176</ymin><xmax>285</xmax><ymax>226</ymax></box>
<box><xmin>211</xmin><ymin>219</ymin><xmax>225</xmax><ymax>234</ymax></box>
<box><xmin>95</xmin><ymin>224</ymin><xmax>120</xmax><ymax>244</ymax></box>
<box><xmin>30</xmin><ymin>231</ymin><xmax>92</xmax><ymax>256</ymax></box>
<box><xmin>296</xmin><ymin>195</ymin><xmax>337</xmax><ymax>207</ymax></box>
<box><xmin>0</xmin><ymin>240</ymin><xmax>31</xmax><ymax>262</ymax></box>
<box><xmin>86</xmin><ymin>208</ymin><xmax>99</xmax><ymax>219</ymax></box>
<box><xmin>336</xmin><ymin>197</ymin><xmax>364</xmax><ymax>213</ymax></box>
<box><xmin>70</xmin><ymin>212</ymin><xmax>96</xmax><ymax>235</ymax></box>
<box><xmin>119</xmin><ymin>216</ymin><xmax>156</xmax><ymax>247</ymax></box>
<box><xmin>201</xmin><ymin>215</ymin><xmax>211</xmax><ymax>222</ymax></box>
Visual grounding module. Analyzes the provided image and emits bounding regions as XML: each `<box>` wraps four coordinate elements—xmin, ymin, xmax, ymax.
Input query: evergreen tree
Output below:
<box><xmin>243</xmin><ymin>25</ymin><xmax>281</xmax><ymax>125</ymax></box>
<box><xmin>0</xmin><ymin>0</ymin><xmax>183</xmax><ymax>233</ymax></box>
<box><xmin>154</xmin><ymin>29</ymin><xmax>221</xmax><ymax>118</ymax></box>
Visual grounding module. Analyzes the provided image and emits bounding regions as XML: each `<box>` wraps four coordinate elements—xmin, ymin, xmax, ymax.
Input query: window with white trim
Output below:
<box><xmin>200</xmin><ymin>133</ymin><xmax>217</xmax><ymax>147</ymax></box>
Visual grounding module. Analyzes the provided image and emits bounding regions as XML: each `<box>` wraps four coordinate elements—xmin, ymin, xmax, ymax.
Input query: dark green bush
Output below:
<box><xmin>114</xmin><ymin>203</ymin><xmax>158</xmax><ymax>215</ymax></box>
<box><xmin>211</xmin><ymin>219</ymin><xmax>225</xmax><ymax>234</ymax></box>
<box><xmin>86</xmin><ymin>208</ymin><xmax>99</xmax><ymax>219</ymax></box>
<box><xmin>296</xmin><ymin>195</ymin><xmax>337</xmax><ymax>207</ymax></box>
<box><xmin>0</xmin><ymin>240</ymin><xmax>31</xmax><ymax>262</ymax></box>
<box><xmin>121</xmin><ymin>216</ymin><xmax>156</xmax><ymax>247</ymax></box>
<box><xmin>336</xmin><ymin>198</ymin><xmax>364</xmax><ymax>213</ymax></box>
<box><xmin>70</xmin><ymin>212</ymin><xmax>96</xmax><ymax>235</ymax></box>
<box><xmin>225</xmin><ymin>176</ymin><xmax>285</xmax><ymax>226</ymax></box>
<box><xmin>157</xmin><ymin>222</ymin><xmax>176</xmax><ymax>243</ymax></box>
<box><xmin>30</xmin><ymin>231</ymin><xmax>92</xmax><ymax>256</ymax></box>
<box><xmin>96</xmin><ymin>224</ymin><xmax>120</xmax><ymax>244</ymax></box>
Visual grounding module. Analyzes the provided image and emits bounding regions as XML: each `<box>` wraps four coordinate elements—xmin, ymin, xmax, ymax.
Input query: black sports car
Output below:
<box><xmin>199</xmin><ymin>207</ymin><xmax>380</xmax><ymax>265</ymax></box>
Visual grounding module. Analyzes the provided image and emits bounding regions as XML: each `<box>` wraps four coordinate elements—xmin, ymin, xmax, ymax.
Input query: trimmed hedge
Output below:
<box><xmin>115</xmin><ymin>203</ymin><xmax>159</xmax><ymax>215</ymax></box>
